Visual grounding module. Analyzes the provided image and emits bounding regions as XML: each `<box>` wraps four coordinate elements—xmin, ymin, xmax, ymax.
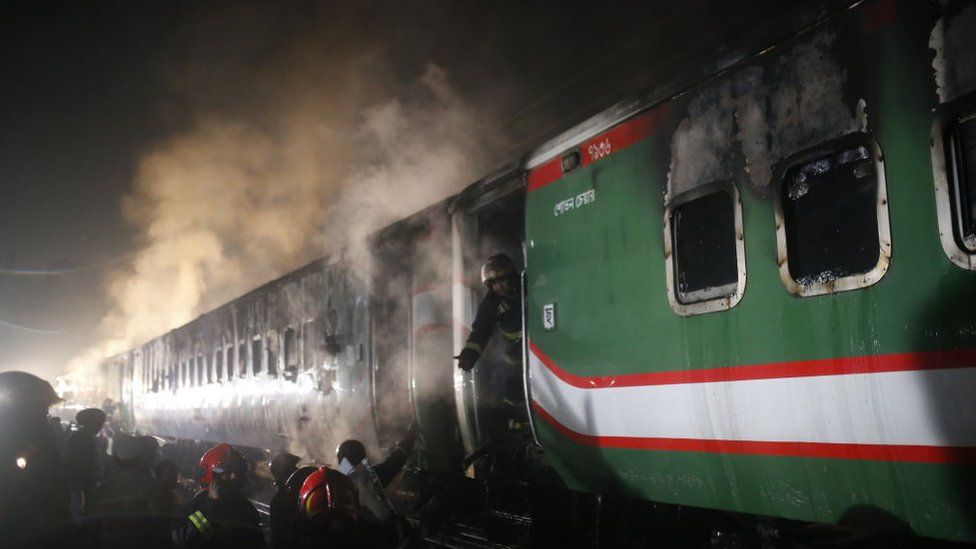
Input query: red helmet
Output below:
<box><xmin>198</xmin><ymin>443</ymin><xmax>247</xmax><ymax>485</ymax></box>
<box><xmin>298</xmin><ymin>467</ymin><xmax>359</xmax><ymax>522</ymax></box>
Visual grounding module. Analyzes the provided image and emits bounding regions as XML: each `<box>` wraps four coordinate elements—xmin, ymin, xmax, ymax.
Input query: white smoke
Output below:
<box><xmin>68</xmin><ymin>62</ymin><xmax>503</xmax><ymax>379</ymax></box>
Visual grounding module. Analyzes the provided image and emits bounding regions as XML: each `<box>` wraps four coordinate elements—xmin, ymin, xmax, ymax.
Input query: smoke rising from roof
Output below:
<box><xmin>66</xmin><ymin>4</ymin><xmax>506</xmax><ymax>377</ymax></box>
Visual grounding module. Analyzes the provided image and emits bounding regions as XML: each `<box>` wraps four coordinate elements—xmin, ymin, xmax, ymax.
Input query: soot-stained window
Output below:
<box><xmin>267</xmin><ymin>341</ymin><xmax>278</xmax><ymax>378</ymax></box>
<box><xmin>781</xmin><ymin>144</ymin><xmax>880</xmax><ymax>285</ymax></box>
<box><xmin>251</xmin><ymin>339</ymin><xmax>262</xmax><ymax>375</ymax></box>
<box><xmin>196</xmin><ymin>356</ymin><xmax>204</xmax><ymax>386</ymax></box>
<box><xmin>284</xmin><ymin>328</ymin><xmax>298</xmax><ymax>381</ymax></box>
<box><xmin>214</xmin><ymin>350</ymin><xmax>223</xmax><ymax>381</ymax></box>
<box><xmin>225</xmin><ymin>347</ymin><xmax>234</xmax><ymax>380</ymax></box>
<box><xmin>671</xmin><ymin>190</ymin><xmax>738</xmax><ymax>304</ymax></box>
<box><xmin>947</xmin><ymin>110</ymin><xmax>976</xmax><ymax>253</ymax></box>
<box><xmin>238</xmin><ymin>343</ymin><xmax>247</xmax><ymax>377</ymax></box>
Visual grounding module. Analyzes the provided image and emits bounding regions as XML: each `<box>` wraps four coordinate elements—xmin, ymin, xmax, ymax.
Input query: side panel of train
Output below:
<box><xmin>525</xmin><ymin>1</ymin><xmax>976</xmax><ymax>543</ymax></box>
<box><xmin>122</xmin><ymin>260</ymin><xmax>375</xmax><ymax>462</ymax></box>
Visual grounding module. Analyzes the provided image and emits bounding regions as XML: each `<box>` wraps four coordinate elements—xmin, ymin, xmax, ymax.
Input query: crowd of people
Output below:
<box><xmin>0</xmin><ymin>254</ymin><xmax>524</xmax><ymax>548</ymax></box>
<box><xmin>0</xmin><ymin>370</ymin><xmax>416</xmax><ymax>549</ymax></box>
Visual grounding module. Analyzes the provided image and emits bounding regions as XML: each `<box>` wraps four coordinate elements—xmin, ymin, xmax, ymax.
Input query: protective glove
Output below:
<box><xmin>455</xmin><ymin>354</ymin><xmax>475</xmax><ymax>371</ymax></box>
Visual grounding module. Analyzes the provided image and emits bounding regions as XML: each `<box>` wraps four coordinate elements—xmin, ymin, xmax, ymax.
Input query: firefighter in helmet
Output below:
<box><xmin>0</xmin><ymin>371</ymin><xmax>70</xmax><ymax>546</ymax></box>
<box><xmin>457</xmin><ymin>254</ymin><xmax>523</xmax><ymax>371</ymax></box>
<box><xmin>293</xmin><ymin>466</ymin><xmax>390</xmax><ymax>548</ymax></box>
<box><xmin>456</xmin><ymin>254</ymin><xmax>527</xmax><ymax>430</ymax></box>
<box><xmin>335</xmin><ymin>431</ymin><xmax>415</xmax><ymax>546</ymax></box>
<box><xmin>172</xmin><ymin>443</ymin><xmax>263</xmax><ymax>548</ymax></box>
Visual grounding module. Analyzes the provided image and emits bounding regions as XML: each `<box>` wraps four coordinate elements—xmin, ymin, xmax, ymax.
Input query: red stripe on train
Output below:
<box><xmin>531</xmin><ymin>401</ymin><xmax>976</xmax><ymax>464</ymax></box>
<box><xmin>529</xmin><ymin>341</ymin><xmax>976</xmax><ymax>389</ymax></box>
<box><xmin>527</xmin><ymin>106</ymin><xmax>669</xmax><ymax>192</ymax></box>
<box><xmin>580</xmin><ymin>106</ymin><xmax>669</xmax><ymax>168</ymax></box>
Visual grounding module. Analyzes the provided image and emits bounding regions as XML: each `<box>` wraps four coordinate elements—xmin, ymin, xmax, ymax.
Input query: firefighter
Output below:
<box><xmin>0</xmin><ymin>371</ymin><xmax>71</xmax><ymax>546</ymax></box>
<box><xmin>456</xmin><ymin>254</ymin><xmax>527</xmax><ymax>431</ymax></box>
<box><xmin>456</xmin><ymin>254</ymin><xmax>523</xmax><ymax>372</ymax></box>
<box><xmin>268</xmin><ymin>452</ymin><xmax>300</xmax><ymax>548</ymax></box>
<box><xmin>171</xmin><ymin>443</ymin><xmax>263</xmax><ymax>548</ymax></box>
<box><xmin>336</xmin><ymin>429</ymin><xmax>416</xmax><ymax>546</ymax></box>
<box><xmin>293</xmin><ymin>466</ymin><xmax>390</xmax><ymax>549</ymax></box>
<box><xmin>64</xmin><ymin>407</ymin><xmax>107</xmax><ymax>516</ymax></box>
<box><xmin>85</xmin><ymin>433</ymin><xmax>170</xmax><ymax>549</ymax></box>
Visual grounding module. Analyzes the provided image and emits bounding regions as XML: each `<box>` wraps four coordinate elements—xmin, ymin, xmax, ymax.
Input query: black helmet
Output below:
<box><xmin>0</xmin><ymin>371</ymin><xmax>62</xmax><ymax>413</ymax></box>
<box><xmin>336</xmin><ymin>439</ymin><xmax>366</xmax><ymax>466</ymax></box>
<box><xmin>480</xmin><ymin>254</ymin><xmax>517</xmax><ymax>286</ymax></box>
<box><xmin>270</xmin><ymin>452</ymin><xmax>301</xmax><ymax>485</ymax></box>
<box><xmin>76</xmin><ymin>408</ymin><xmax>106</xmax><ymax>431</ymax></box>
<box><xmin>285</xmin><ymin>465</ymin><xmax>319</xmax><ymax>497</ymax></box>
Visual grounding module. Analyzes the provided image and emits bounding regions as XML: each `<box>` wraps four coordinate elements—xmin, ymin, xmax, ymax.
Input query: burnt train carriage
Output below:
<box><xmin>117</xmin><ymin>259</ymin><xmax>374</xmax><ymax>461</ymax></box>
<box><xmin>106</xmin><ymin>0</ymin><xmax>976</xmax><ymax>545</ymax></box>
<box><xmin>523</xmin><ymin>0</ymin><xmax>976</xmax><ymax>544</ymax></box>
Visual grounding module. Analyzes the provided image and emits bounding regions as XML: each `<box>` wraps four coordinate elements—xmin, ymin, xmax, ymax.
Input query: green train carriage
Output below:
<box><xmin>519</xmin><ymin>0</ymin><xmax>976</xmax><ymax>543</ymax></box>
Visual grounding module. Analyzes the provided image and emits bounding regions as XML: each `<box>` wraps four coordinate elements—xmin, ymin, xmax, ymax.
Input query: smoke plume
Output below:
<box><xmin>67</xmin><ymin>4</ymin><xmax>505</xmax><ymax>378</ymax></box>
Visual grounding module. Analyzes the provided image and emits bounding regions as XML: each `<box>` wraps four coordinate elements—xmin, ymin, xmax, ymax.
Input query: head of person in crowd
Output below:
<box><xmin>139</xmin><ymin>435</ymin><xmax>159</xmax><ymax>470</ymax></box>
<box><xmin>0</xmin><ymin>371</ymin><xmax>62</xmax><ymax>419</ymax></box>
<box><xmin>152</xmin><ymin>459</ymin><xmax>179</xmax><ymax>490</ymax></box>
<box><xmin>336</xmin><ymin>439</ymin><xmax>366</xmax><ymax>475</ymax></box>
<box><xmin>298</xmin><ymin>467</ymin><xmax>359</xmax><ymax>529</ymax></box>
<box><xmin>286</xmin><ymin>465</ymin><xmax>318</xmax><ymax>499</ymax></box>
<box><xmin>270</xmin><ymin>452</ymin><xmax>301</xmax><ymax>487</ymax></box>
<box><xmin>199</xmin><ymin>443</ymin><xmax>249</xmax><ymax>497</ymax></box>
<box><xmin>75</xmin><ymin>408</ymin><xmax>106</xmax><ymax>435</ymax></box>
<box><xmin>111</xmin><ymin>433</ymin><xmax>145</xmax><ymax>469</ymax></box>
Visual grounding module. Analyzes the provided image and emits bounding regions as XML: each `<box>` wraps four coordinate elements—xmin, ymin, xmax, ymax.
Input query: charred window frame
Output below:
<box><xmin>225</xmin><ymin>345</ymin><xmax>234</xmax><ymax>380</ymax></box>
<box><xmin>251</xmin><ymin>338</ymin><xmax>263</xmax><ymax>376</ymax></box>
<box><xmin>214</xmin><ymin>349</ymin><xmax>224</xmax><ymax>382</ymax></box>
<box><xmin>196</xmin><ymin>355</ymin><xmax>205</xmax><ymax>386</ymax></box>
<box><xmin>283</xmin><ymin>327</ymin><xmax>298</xmax><ymax>381</ymax></box>
<box><xmin>238</xmin><ymin>342</ymin><xmax>247</xmax><ymax>377</ymax></box>
<box><xmin>663</xmin><ymin>181</ymin><xmax>746</xmax><ymax>316</ymax></box>
<box><xmin>932</xmin><ymin>98</ymin><xmax>976</xmax><ymax>269</ymax></box>
<box><xmin>774</xmin><ymin>134</ymin><xmax>891</xmax><ymax>297</ymax></box>
<box><xmin>267</xmin><ymin>335</ymin><xmax>278</xmax><ymax>378</ymax></box>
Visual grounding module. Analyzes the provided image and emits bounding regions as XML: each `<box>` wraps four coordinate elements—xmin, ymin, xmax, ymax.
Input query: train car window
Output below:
<box><xmin>774</xmin><ymin>135</ymin><xmax>890</xmax><ymax>296</ymax></box>
<box><xmin>251</xmin><ymin>339</ymin><xmax>262</xmax><ymax>375</ymax></box>
<box><xmin>168</xmin><ymin>359</ymin><xmax>176</xmax><ymax>392</ymax></box>
<box><xmin>948</xmin><ymin>110</ymin><xmax>976</xmax><ymax>251</ymax></box>
<box><xmin>225</xmin><ymin>346</ymin><xmax>234</xmax><ymax>380</ymax></box>
<box><xmin>267</xmin><ymin>339</ymin><xmax>278</xmax><ymax>378</ymax></box>
<box><xmin>664</xmin><ymin>182</ymin><xmax>745</xmax><ymax>316</ymax></box>
<box><xmin>179</xmin><ymin>360</ymin><xmax>186</xmax><ymax>387</ymax></box>
<box><xmin>214</xmin><ymin>350</ymin><xmax>223</xmax><ymax>382</ymax></box>
<box><xmin>284</xmin><ymin>327</ymin><xmax>298</xmax><ymax>381</ymax></box>
<box><xmin>934</xmin><ymin>105</ymin><xmax>976</xmax><ymax>269</ymax></box>
<box><xmin>238</xmin><ymin>343</ymin><xmax>247</xmax><ymax>377</ymax></box>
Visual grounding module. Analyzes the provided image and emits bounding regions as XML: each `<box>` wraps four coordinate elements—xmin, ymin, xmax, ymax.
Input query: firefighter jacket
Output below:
<box><xmin>460</xmin><ymin>289</ymin><xmax>523</xmax><ymax>366</ymax></box>
<box><xmin>171</xmin><ymin>490</ymin><xmax>264</xmax><ymax>548</ymax></box>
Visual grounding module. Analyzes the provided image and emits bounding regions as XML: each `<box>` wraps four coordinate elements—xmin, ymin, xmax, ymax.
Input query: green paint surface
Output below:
<box><xmin>525</xmin><ymin>4</ymin><xmax>976</xmax><ymax>542</ymax></box>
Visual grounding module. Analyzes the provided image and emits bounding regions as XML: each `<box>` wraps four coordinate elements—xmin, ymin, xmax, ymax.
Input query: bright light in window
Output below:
<box><xmin>15</xmin><ymin>457</ymin><xmax>26</xmax><ymax>469</ymax></box>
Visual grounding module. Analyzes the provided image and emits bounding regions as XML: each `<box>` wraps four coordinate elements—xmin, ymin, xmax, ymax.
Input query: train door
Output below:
<box><xmin>369</xmin><ymin>203</ymin><xmax>463</xmax><ymax>471</ymax></box>
<box><xmin>369</xmin><ymin>228</ymin><xmax>414</xmax><ymax>450</ymax></box>
<box><xmin>451</xmin><ymin>176</ymin><xmax>525</xmax><ymax>458</ymax></box>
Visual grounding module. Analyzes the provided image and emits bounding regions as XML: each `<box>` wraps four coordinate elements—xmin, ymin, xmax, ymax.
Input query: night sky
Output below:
<box><xmin>0</xmin><ymin>0</ymin><xmax>842</xmax><ymax>380</ymax></box>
